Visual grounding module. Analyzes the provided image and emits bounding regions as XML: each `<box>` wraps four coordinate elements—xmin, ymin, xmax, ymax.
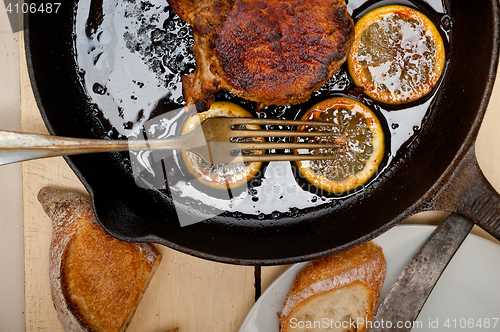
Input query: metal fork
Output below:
<box><xmin>0</xmin><ymin>117</ymin><xmax>339</xmax><ymax>166</ymax></box>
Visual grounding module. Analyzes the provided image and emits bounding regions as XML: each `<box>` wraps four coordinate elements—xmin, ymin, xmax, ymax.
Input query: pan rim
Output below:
<box><xmin>23</xmin><ymin>0</ymin><xmax>500</xmax><ymax>265</ymax></box>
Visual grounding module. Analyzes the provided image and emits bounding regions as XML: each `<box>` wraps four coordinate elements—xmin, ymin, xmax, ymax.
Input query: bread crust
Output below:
<box><xmin>279</xmin><ymin>241</ymin><xmax>386</xmax><ymax>331</ymax></box>
<box><xmin>38</xmin><ymin>187</ymin><xmax>162</xmax><ymax>332</ymax></box>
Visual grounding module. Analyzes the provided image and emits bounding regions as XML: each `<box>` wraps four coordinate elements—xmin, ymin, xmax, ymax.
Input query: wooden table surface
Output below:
<box><xmin>20</xmin><ymin>28</ymin><xmax>500</xmax><ymax>332</ymax></box>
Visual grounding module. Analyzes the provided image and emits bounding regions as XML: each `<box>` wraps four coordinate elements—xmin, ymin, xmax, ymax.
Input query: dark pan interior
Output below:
<box><xmin>25</xmin><ymin>0</ymin><xmax>499</xmax><ymax>265</ymax></box>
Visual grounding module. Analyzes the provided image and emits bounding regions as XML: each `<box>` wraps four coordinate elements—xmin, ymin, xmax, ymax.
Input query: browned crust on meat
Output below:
<box><xmin>169</xmin><ymin>0</ymin><xmax>234</xmax><ymax>34</ymax></box>
<box><xmin>182</xmin><ymin>34</ymin><xmax>221</xmax><ymax>112</ymax></box>
<box><xmin>213</xmin><ymin>0</ymin><xmax>354</xmax><ymax>105</ymax></box>
<box><xmin>168</xmin><ymin>0</ymin><xmax>354</xmax><ymax>109</ymax></box>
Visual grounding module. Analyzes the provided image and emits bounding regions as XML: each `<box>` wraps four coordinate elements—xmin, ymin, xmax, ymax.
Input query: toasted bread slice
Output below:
<box><xmin>279</xmin><ymin>241</ymin><xmax>386</xmax><ymax>332</ymax></box>
<box><xmin>38</xmin><ymin>187</ymin><xmax>162</xmax><ymax>332</ymax></box>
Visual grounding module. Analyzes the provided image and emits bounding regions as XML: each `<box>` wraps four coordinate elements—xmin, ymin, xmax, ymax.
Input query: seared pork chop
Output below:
<box><xmin>168</xmin><ymin>0</ymin><xmax>354</xmax><ymax>110</ymax></box>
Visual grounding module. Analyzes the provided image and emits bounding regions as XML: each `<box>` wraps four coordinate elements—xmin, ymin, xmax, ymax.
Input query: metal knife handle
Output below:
<box><xmin>367</xmin><ymin>214</ymin><xmax>474</xmax><ymax>332</ymax></box>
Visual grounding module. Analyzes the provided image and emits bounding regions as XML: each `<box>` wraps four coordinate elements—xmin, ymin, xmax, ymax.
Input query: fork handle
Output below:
<box><xmin>0</xmin><ymin>130</ymin><xmax>174</xmax><ymax>166</ymax></box>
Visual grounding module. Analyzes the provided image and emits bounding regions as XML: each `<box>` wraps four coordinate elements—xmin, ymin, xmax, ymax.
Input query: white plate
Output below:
<box><xmin>239</xmin><ymin>225</ymin><xmax>500</xmax><ymax>332</ymax></box>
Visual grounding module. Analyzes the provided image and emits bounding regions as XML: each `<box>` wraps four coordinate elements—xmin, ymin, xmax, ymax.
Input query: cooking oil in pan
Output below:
<box><xmin>74</xmin><ymin>0</ymin><xmax>193</xmax><ymax>138</ymax></box>
<box><xmin>73</xmin><ymin>0</ymin><xmax>450</xmax><ymax>221</ymax></box>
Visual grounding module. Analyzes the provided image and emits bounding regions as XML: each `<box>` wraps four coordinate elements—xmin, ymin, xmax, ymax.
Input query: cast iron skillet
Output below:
<box><xmin>25</xmin><ymin>0</ymin><xmax>500</xmax><ymax>265</ymax></box>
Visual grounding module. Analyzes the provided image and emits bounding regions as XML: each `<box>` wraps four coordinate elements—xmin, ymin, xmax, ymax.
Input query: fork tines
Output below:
<box><xmin>225</xmin><ymin>118</ymin><xmax>340</xmax><ymax>139</ymax></box>
<box><xmin>220</xmin><ymin>118</ymin><xmax>341</xmax><ymax>162</ymax></box>
<box><xmin>235</xmin><ymin>154</ymin><xmax>340</xmax><ymax>162</ymax></box>
<box><xmin>220</xmin><ymin>117</ymin><xmax>339</xmax><ymax>127</ymax></box>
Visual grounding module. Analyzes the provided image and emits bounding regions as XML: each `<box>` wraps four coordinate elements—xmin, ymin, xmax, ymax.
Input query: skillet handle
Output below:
<box><xmin>429</xmin><ymin>143</ymin><xmax>500</xmax><ymax>239</ymax></box>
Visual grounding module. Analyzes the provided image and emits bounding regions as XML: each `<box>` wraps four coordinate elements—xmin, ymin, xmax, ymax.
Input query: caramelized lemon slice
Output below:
<box><xmin>181</xmin><ymin>101</ymin><xmax>264</xmax><ymax>190</ymax></box>
<box><xmin>295</xmin><ymin>97</ymin><xmax>384</xmax><ymax>194</ymax></box>
<box><xmin>347</xmin><ymin>5</ymin><xmax>445</xmax><ymax>104</ymax></box>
